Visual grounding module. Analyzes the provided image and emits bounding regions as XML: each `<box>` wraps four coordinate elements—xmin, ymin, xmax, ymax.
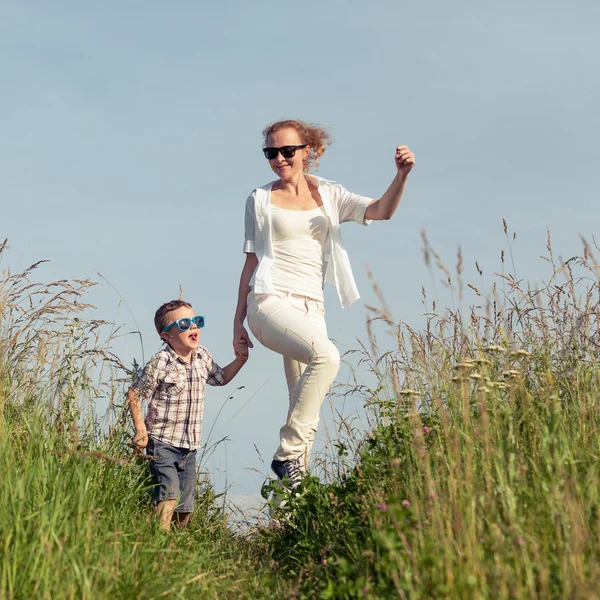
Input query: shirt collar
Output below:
<box><xmin>264</xmin><ymin>174</ymin><xmax>337</xmax><ymax>191</ymax></box>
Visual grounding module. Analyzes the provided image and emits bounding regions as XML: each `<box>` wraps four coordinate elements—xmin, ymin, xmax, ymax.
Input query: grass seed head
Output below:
<box><xmin>473</xmin><ymin>357</ymin><xmax>492</xmax><ymax>366</ymax></box>
<box><xmin>485</xmin><ymin>345</ymin><xmax>507</xmax><ymax>353</ymax></box>
<box><xmin>455</xmin><ymin>361</ymin><xmax>475</xmax><ymax>372</ymax></box>
<box><xmin>509</xmin><ymin>349</ymin><xmax>531</xmax><ymax>357</ymax></box>
<box><xmin>398</xmin><ymin>389</ymin><xmax>420</xmax><ymax>396</ymax></box>
<box><xmin>502</xmin><ymin>370</ymin><xmax>522</xmax><ymax>379</ymax></box>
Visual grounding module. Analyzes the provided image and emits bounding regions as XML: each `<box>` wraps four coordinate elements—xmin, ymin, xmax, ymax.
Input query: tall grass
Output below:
<box><xmin>3</xmin><ymin>230</ymin><xmax>600</xmax><ymax>599</ymax></box>
<box><xmin>264</xmin><ymin>230</ymin><xmax>600</xmax><ymax>599</ymax></box>
<box><xmin>0</xmin><ymin>247</ymin><xmax>289</xmax><ymax>599</ymax></box>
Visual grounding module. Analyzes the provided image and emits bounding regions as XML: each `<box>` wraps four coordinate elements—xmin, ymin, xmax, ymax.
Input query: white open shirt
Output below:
<box><xmin>243</xmin><ymin>174</ymin><xmax>373</xmax><ymax>308</ymax></box>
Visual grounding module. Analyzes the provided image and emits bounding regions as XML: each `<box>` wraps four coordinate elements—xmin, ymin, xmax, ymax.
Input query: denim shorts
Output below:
<box><xmin>147</xmin><ymin>437</ymin><xmax>197</xmax><ymax>513</ymax></box>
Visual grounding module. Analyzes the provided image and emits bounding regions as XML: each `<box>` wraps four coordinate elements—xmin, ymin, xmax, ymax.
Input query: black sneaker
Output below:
<box><xmin>271</xmin><ymin>457</ymin><xmax>305</xmax><ymax>489</ymax></box>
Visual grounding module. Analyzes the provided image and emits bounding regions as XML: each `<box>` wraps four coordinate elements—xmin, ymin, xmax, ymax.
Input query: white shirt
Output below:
<box><xmin>243</xmin><ymin>175</ymin><xmax>373</xmax><ymax>307</ymax></box>
<box><xmin>270</xmin><ymin>204</ymin><xmax>328</xmax><ymax>301</ymax></box>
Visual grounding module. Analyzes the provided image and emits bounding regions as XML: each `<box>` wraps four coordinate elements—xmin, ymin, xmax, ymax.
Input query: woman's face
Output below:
<box><xmin>266</xmin><ymin>127</ymin><xmax>310</xmax><ymax>181</ymax></box>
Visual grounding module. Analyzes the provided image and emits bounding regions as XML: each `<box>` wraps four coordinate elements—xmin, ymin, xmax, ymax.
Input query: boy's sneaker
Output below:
<box><xmin>270</xmin><ymin>457</ymin><xmax>305</xmax><ymax>489</ymax></box>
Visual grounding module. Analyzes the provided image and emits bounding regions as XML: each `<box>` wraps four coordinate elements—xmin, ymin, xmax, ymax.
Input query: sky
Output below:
<box><xmin>1</xmin><ymin>0</ymin><xmax>599</xmax><ymax>508</ymax></box>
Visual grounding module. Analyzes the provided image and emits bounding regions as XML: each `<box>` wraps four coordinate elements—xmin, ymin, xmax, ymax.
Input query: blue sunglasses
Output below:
<box><xmin>162</xmin><ymin>315</ymin><xmax>205</xmax><ymax>333</ymax></box>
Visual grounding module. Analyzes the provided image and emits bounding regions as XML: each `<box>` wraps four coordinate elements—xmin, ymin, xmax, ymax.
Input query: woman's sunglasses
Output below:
<box><xmin>262</xmin><ymin>145</ymin><xmax>307</xmax><ymax>160</ymax></box>
<box><xmin>162</xmin><ymin>316</ymin><xmax>205</xmax><ymax>333</ymax></box>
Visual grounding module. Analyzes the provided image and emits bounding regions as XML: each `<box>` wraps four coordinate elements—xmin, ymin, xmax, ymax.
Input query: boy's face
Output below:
<box><xmin>160</xmin><ymin>305</ymin><xmax>201</xmax><ymax>355</ymax></box>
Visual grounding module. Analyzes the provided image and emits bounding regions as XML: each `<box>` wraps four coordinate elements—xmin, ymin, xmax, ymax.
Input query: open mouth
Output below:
<box><xmin>188</xmin><ymin>332</ymin><xmax>199</xmax><ymax>343</ymax></box>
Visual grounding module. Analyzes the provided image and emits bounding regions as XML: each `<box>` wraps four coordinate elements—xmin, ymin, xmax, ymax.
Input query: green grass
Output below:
<box><xmin>265</xmin><ymin>364</ymin><xmax>600</xmax><ymax>598</ymax></box>
<box><xmin>260</xmin><ymin>232</ymin><xmax>600</xmax><ymax>599</ymax></box>
<box><xmin>0</xmin><ymin>255</ymin><xmax>290</xmax><ymax>599</ymax></box>
<box><xmin>0</xmin><ymin>403</ymin><xmax>289</xmax><ymax>600</ymax></box>
<box><xmin>2</xmin><ymin>232</ymin><xmax>600</xmax><ymax>599</ymax></box>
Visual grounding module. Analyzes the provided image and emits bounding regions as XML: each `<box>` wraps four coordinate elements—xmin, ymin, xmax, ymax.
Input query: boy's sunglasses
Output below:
<box><xmin>162</xmin><ymin>316</ymin><xmax>205</xmax><ymax>333</ymax></box>
<box><xmin>262</xmin><ymin>145</ymin><xmax>307</xmax><ymax>160</ymax></box>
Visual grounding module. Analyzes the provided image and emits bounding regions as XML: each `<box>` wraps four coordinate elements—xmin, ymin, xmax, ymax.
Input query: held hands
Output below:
<box><xmin>233</xmin><ymin>324</ymin><xmax>253</xmax><ymax>362</ymax></box>
<box><xmin>395</xmin><ymin>145</ymin><xmax>415</xmax><ymax>175</ymax></box>
<box><xmin>235</xmin><ymin>343</ymin><xmax>249</xmax><ymax>362</ymax></box>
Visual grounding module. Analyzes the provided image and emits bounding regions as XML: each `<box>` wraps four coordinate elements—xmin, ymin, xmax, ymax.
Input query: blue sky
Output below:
<box><xmin>2</xmin><ymin>0</ymin><xmax>599</xmax><ymax>507</ymax></box>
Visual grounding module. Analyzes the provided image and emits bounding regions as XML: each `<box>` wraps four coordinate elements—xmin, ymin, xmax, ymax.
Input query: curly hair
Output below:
<box><xmin>154</xmin><ymin>300</ymin><xmax>192</xmax><ymax>337</ymax></box>
<box><xmin>263</xmin><ymin>119</ymin><xmax>332</xmax><ymax>172</ymax></box>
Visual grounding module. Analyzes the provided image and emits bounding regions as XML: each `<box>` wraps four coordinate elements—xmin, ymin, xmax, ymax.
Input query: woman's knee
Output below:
<box><xmin>314</xmin><ymin>343</ymin><xmax>340</xmax><ymax>373</ymax></box>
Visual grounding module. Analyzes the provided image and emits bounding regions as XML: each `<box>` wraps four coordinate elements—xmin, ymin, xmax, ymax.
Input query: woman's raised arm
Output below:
<box><xmin>365</xmin><ymin>145</ymin><xmax>415</xmax><ymax>221</ymax></box>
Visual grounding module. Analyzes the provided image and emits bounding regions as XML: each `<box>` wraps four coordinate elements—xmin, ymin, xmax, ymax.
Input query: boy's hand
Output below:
<box><xmin>133</xmin><ymin>426</ymin><xmax>149</xmax><ymax>451</ymax></box>
<box><xmin>233</xmin><ymin>325</ymin><xmax>252</xmax><ymax>361</ymax></box>
<box><xmin>234</xmin><ymin>340</ymin><xmax>249</xmax><ymax>362</ymax></box>
<box><xmin>233</xmin><ymin>325</ymin><xmax>253</xmax><ymax>350</ymax></box>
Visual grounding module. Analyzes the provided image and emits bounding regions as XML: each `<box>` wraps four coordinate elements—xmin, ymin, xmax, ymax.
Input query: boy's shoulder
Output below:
<box><xmin>145</xmin><ymin>346</ymin><xmax>174</xmax><ymax>367</ymax></box>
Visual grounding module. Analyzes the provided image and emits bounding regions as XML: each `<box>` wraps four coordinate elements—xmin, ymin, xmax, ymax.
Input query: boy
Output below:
<box><xmin>127</xmin><ymin>299</ymin><xmax>248</xmax><ymax>531</ymax></box>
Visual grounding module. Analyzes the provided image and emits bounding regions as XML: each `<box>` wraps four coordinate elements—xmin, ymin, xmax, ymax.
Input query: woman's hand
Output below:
<box><xmin>233</xmin><ymin>324</ymin><xmax>253</xmax><ymax>360</ymax></box>
<box><xmin>395</xmin><ymin>145</ymin><xmax>415</xmax><ymax>175</ymax></box>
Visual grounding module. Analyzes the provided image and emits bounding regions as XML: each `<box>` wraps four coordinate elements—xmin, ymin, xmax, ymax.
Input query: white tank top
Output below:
<box><xmin>270</xmin><ymin>204</ymin><xmax>329</xmax><ymax>301</ymax></box>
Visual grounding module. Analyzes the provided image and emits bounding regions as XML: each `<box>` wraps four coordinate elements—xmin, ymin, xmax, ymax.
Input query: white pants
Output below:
<box><xmin>247</xmin><ymin>292</ymin><xmax>340</xmax><ymax>464</ymax></box>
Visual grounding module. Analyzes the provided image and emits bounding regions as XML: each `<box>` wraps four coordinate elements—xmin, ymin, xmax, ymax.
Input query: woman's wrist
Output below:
<box><xmin>394</xmin><ymin>170</ymin><xmax>409</xmax><ymax>184</ymax></box>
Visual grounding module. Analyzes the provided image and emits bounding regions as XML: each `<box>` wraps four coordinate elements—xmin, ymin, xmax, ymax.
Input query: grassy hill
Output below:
<box><xmin>1</xmin><ymin>234</ymin><xmax>599</xmax><ymax>599</ymax></box>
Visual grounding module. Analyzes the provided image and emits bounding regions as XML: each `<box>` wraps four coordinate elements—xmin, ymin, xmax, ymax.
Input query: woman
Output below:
<box><xmin>233</xmin><ymin>119</ymin><xmax>415</xmax><ymax>489</ymax></box>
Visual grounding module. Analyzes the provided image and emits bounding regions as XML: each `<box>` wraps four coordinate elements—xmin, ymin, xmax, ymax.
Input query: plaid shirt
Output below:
<box><xmin>131</xmin><ymin>345</ymin><xmax>224</xmax><ymax>450</ymax></box>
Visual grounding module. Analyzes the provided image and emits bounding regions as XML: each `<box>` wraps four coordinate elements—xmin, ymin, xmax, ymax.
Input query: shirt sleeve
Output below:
<box><xmin>243</xmin><ymin>192</ymin><xmax>256</xmax><ymax>253</ymax></box>
<box><xmin>130</xmin><ymin>353</ymin><xmax>164</xmax><ymax>400</ymax></box>
<box><xmin>206</xmin><ymin>359</ymin><xmax>225</xmax><ymax>387</ymax></box>
<box><xmin>335</xmin><ymin>184</ymin><xmax>374</xmax><ymax>226</ymax></box>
